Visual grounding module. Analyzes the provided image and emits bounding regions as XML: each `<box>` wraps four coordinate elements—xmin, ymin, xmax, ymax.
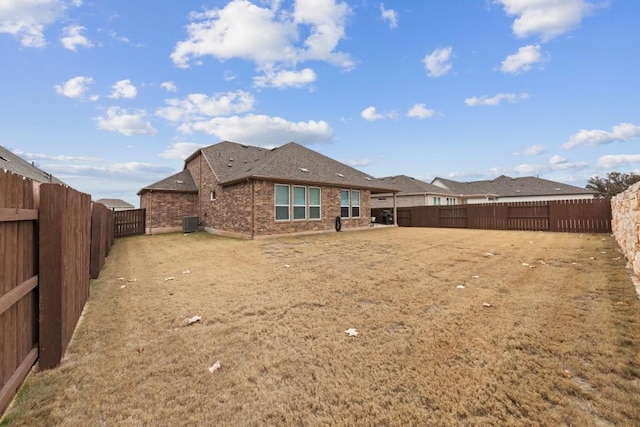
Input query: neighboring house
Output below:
<box><xmin>371</xmin><ymin>175</ymin><xmax>460</xmax><ymax>208</ymax></box>
<box><xmin>373</xmin><ymin>174</ymin><xmax>595</xmax><ymax>208</ymax></box>
<box><xmin>432</xmin><ymin>175</ymin><xmax>595</xmax><ymax>204</ymax></box>
<box><xmin>95</xmin><ymin>198</ymin><xmax>135</xmax><ymax>211</ymax></box>
<box><xmin>0</xmin><ymin>145</ymin><xmax>65</xmax><ymax>185</ymax></box>
<box><xmin>138</xmin><ymin>141</ymin><xmax>397</xmax><ymax>238</ymax></box>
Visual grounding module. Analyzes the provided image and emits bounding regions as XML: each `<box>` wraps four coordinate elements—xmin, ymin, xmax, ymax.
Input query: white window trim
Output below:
<box><xmin>274</xmin><ymin>184</ymin><xmax>290</xmax><ymax>221</ymax></box>
<box><xmin>210</xmin><ymin>190</ymin><xmax>216</xmax><ymax>201</ymax></box>
<box><xmin>293</xmin><ymin>185</ymin><xmax>307</xmax><ymax>221</ymax></box>
<box><xmin>340</xmin><ymin>189</ymin><xmax>350</xmax><ymax>218</ymax></box>
<box><xmin>351</xmin><ymin>189</ymin><xmax>361</xmax><ymax>218</ymax></box>
<box><xmin>309</xmin><ymin>186</ymin><xmax>321</xmax><ymax>221</ymax></box>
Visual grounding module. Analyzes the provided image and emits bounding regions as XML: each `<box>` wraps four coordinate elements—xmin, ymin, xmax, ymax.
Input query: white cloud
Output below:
<box><xmin>156</xmin><ymin>91</ymin><xmax>256</xmax><ymax>122</ymax></box>
<box><xmin>0</xmin><ymin>0</ymin><xmax>81</xmax><ymax>48</ymax></box>
<box><xmin>423</xmin><ymin>47</ymin><xmax>453</xmax><ymax>78</ymax></box>
<box><xmin>159</xmin><ymin>142</ymin><xmax>206</xmax><ymax>160</ymax></box>
<box><xmin>495</xmin><ymin>0</ymin><xmax>596</xmax><ymax>41</ymax></box>
<box><xmin>361</xmin><ymin>106</ymin><xmax>396</xmax><ymax>121</ymax></box>
<box><xmin>160</xmin><ymin>81</ymin><xmax>177</xmax><ymax>92</ymax></box>
<box><xmin>177</xmin><ymin>114</ymin><xmax>333</xmax><ymax>147</ymax></box>
<box><xmin>407</xmin><ymin>104</ymin><xmax>436</xmax><ymax>119</ymax></box>
<box><xmin>465</xmin><ymin>92</ymin><xmax>529</xmax><ymax>107</ymax></box>
<box><xmin>549</xmin><ymin>154</ymin><xmax>567</xmax><ymax>165</ymax></box>
<box><xmin>254</xmin><ymin>68</ymin><xmax>317</xmax><ymax>88</ymax></box>
<box><xmin>171</xmin><ymin>0</ymin><xmax>354</xmax><ymax>71</ymax></box>
<box><xmin>523</xmin><ymin>144</ymin><xmax>545</xmax><ymax>155</ymax></box>
<box><xmin>54</xmin><ymin>76</ymin><xmax>95</xmax><ymax>99</ymax></box>
<box><xmin>60</xmin><ymin>25</ymin><xmax>92</xmax><ymax>51</ymax></box>
<box><xmin>501</xmin><ymin>44</ymin><xmax>542</xmax><ymax>74</ymax></box>
<box><xmin>95</xmin><ymin>107</ymin><xmax>157</xmax><ymax>136</ymax></box>
<box><xmin>109</xmin><ymin>79</ymin><xmax>138</xmax><ymax>99</ymax></box>
<box><xmin>14</xmin><ymin>150</ymin><xmax>101</xmax><ymax>163</ymax></box>
<box><xmin>380</xmin><ymin>4</ymin><xmax>398</xmax><ymax>29</ymax></box>
<box><xmin>596</xmin><ymin>154</ymin><xmax>640</xmax><ymax>169</ymax></box>
<box><xmin>342</xmin><ymin>158</ymin><xmax>373</xmax><ymax>167</ymax></box>
<box><xmin>563</xmin><ymin>122</ymin><xmax>640</xmax><ymax>149</ymax></box>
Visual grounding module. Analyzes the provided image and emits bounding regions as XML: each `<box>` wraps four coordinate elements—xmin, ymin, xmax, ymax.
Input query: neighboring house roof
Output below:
<box><xmin>186</xmin><ymin>141</ymin><xmax>396</xmax><ymax>193</ymax></box>
<box><xmin>95</xmin><ymin>198</ymin><xmax>134</xmax><ymax>210</ymax></box>
<box><xmin>433</xmin><ymin>175</ymin><xmax>594</xmax><ymax>198</ymax></box>
<box><xmin>137</xmin><ymin>169</ymin><xmax>198</xmax><ymax>194</ymax></box>
<box><xmin>0</xmin><ymin>145</ymin><xmax>65</xmax><ymax>185</ymax></box>
<box><xmin>378</xmin><ymin>175</ymin><xmax>455</xmax><ymax>196</ymax></box>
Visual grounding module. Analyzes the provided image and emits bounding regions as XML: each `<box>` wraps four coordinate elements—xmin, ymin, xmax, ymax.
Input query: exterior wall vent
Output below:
<box><xmin>182</xmin><ymin>216</ymin><xmax>199</xmax><ymax>233</ymax></box>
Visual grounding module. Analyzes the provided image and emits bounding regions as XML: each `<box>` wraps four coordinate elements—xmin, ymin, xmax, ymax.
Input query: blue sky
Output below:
<box><xmin>1</xmin><ymin>0</ymin><xmax>639</xmax><ymax>206</ymax></box>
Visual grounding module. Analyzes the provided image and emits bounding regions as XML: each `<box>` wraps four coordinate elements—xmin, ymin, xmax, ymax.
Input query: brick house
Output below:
<box><xmin>138</xmin><ymin>141</ymin><xmax>397</xmax><ymax>238</ymax></box>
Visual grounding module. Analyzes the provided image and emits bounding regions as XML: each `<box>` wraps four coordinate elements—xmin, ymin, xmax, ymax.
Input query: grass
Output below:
<box><xmin>2</xmin><ymin>227</ymin><xmax>640</xmax><ymax>426</ymax></box>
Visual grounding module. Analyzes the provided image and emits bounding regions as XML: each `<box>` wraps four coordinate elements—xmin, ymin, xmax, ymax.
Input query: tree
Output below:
<box><xmin>586</xmin><ymin>172</ymin><xmax>640</xmax><ymax>198</ymax></box>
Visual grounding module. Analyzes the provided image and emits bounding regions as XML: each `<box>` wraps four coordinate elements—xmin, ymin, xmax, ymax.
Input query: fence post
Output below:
<box><xmin>38</xmin><ymin>184</ymin><xmax>64</xmax><ymax>369</ymax></box>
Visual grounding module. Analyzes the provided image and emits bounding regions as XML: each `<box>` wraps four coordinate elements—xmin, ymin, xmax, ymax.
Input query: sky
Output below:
<box><xmin>1</xmin><ymin>0</ymin><xmax>639</xmax><ymax>207</ymax></box>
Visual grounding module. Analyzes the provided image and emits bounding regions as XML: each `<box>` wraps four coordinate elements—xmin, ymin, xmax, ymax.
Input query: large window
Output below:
<box><xmin>351</xmin><ymin>190</ymin><xmax>360</xmax><ymax>218</ymax></box>
<box><xmin>293</xmin><ymin>186</ymin><xmax>306</xmax><ymax>220</ymax></box>
<box><xmin>340</xmin><ymin>190</ymin><xmax>350</xmax><ymax>218</ymax></box>
<box><xmin>341</xmin><ymin>189</ymin><xmax>361</xmax><ymax>218</ymax></box>
<box><xmin>309</xmin><ymin>187</ymin><xmax>321</xmax><ymax>220</ymax></box>
<box><xmin>275</xmin><ymin>184</ymin><xmax>290</xmax><ymax>221</ymax></box>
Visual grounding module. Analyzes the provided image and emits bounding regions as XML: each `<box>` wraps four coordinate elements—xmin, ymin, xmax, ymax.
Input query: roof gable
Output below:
<box><xmin>137</xmin><ymin>169</ymin><xmax>197</xmax><ymax>194</ymax></box>
<box><xmin>95</xmin><ymin>198</ymin><xmax>134</xmax><ymax>209</ymax></box>
<box><xmin>0</xmin><ymin>145</ymin><xmax>65</xmax><ymax>185</ymax></box>
<box><xmin>199</xmin><ymin>141</ymin><xmax>395</xmax><ymax>192</ymax></box>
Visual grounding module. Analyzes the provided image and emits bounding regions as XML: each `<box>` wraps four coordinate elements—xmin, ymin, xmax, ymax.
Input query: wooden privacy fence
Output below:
<box><xmin>114</xmin><ymin>208</ymin><xmax>145</xmax><ymax>238</ymax></box>
<box><xmin>1</xmin><ymin>169</ymin><xmax>118</xmax><ymax>416</ymax></box>
<box><xmin>375</xmin><ymin>199</ymin><xmax>612</xmax><ymax>233</ymax></box>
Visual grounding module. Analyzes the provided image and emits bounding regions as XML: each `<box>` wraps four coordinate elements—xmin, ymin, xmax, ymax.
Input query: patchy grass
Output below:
<box><xmin>2</xmin><ymin>228</ymin><xmax>640</xmax><ymax>426</ymax></box>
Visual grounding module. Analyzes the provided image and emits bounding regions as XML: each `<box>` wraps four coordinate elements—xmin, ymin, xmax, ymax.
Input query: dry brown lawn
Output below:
<box><xmin>2</xmin><ymin>227</ymin><xmax>640</xmax><ymax>426</ymax></box>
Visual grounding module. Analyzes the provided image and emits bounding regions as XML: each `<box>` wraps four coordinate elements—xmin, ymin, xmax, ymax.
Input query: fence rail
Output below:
<box><xmin>374</xmin><ymin>199</ymin><xmax>612</xmax><ymax>234</ymax></box>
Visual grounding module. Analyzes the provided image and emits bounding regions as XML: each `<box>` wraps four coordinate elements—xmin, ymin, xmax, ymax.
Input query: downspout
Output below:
<box><xmin>149</xmin><ymin>190</ymin><xmax>153</xmax><ymax>235</ymax></box>
<box><xmin>250</xmin><ymin>179</ymin><xmax>255</xmax><ymax>239</ymax></box>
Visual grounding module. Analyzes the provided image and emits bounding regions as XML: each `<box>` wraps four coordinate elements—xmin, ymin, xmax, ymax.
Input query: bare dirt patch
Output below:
<box><xmin>3</xmin><ymin>227</ymin><xmax>640</xmax><ymax>426</ymax></box>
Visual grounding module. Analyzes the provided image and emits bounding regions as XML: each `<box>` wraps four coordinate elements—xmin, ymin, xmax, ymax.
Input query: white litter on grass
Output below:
<box><xmin>120</xmin><ymin>285</ymin><xmax>126</xmax><ymax>289</ymax></box>
<box><xmin>472</xmin><ymin>275</ymin><xmax>480</xmax><ymax>279</ymax></box>
<box><xmin>344</xmin><ymin>328</ymin><xmax>359</xmax><ymax>337</ymax></box>
<box><xmin>529</xmin><ymin>241</ymin><xmax>534</xmax><ymax>244</ymax></box>
<box><xmin>484</xmin><ymin>252</ymin><xmax>494</xmax><ymax>257</ymax></box>
<box><xmin>117</xmin><ymin>277</ymin><xmax>125</xmax><ymax>281</ymax></box>
<box><xmin>187</xmin><ymin>315</ymin><xmax>202</xmax><ymax>325</ymax></box>
<box><xmin>284</xmin><ymin>264</ymin><xmax>291</xmax><ymax>268</ymax></box>
<box><xmin>209</xmin><ymin>360</ymin><xmax>221</xmax><ymax>373</ymax></box>
<box><xmin>127</xmin><ymin>278</ymin><xmax>137</xmax><ymax>282</ymax></box>
<box><xmin>522</xmin><ymin>263</ymin><xmax>530</xmax><ymax>267</ymax></box>
<box><xmin>539</xmin><ymin>260</ymin><xmax>547</xmax><ymax>265</ymax></box>
<box><xmin>182</xmin><ymin>270</ymin><xmax>191</xmax><ymax>275</ymax></box>
<box><xmin>483</xmin><ymin>302</ymin><xmax>492</xmax><ymax>308</ymax></box>
<box><xmin>165</xmin><ymin>276</ymin><xmax>175</xmax><ymax>281</ymax></box>
<box><xmin>456</xmin><ymin>285</ymin><xmax>465</xmax><ymax>289</ymax></box>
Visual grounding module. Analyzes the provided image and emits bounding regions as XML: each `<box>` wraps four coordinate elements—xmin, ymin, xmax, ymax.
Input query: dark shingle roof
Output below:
<box><xmin>196</xmin><ymin>141</ymin><xmax>395</xmax><ymax>193</ymax></box>
<box><xmin>137</xmin><ymin>169</ymin><xmax>197</xmax><ymax>194</ymax></box>
<box><xmin>433</xmin><ymin>175</ymin><xmax>594</xmax><ymax>197</ymax></box>
<box><xmin>95</xmin><ymin>198</ymin><xmax>134</xmax><ymax>209</ymax></box>
<box><xmin>0</xmin><ymin>145</ymin><xmax>65</xmax><ymax>185</ymax></box>
<box><xmin>378</xmin><ymin>175</ymin><xmax>455</xmax><ymax>195</ymax></box>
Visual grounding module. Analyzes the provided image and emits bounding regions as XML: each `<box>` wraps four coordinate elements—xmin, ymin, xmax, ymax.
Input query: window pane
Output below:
<box><xmin>309</xmin><ymin>206</ymin><xmax>320</xmax><ymax>219</ymax></box>
<box><xmin>275</xmin><ymin>185</ymin><xmax>289</xmax><ymax>205</ymax></box>
<box><xmin>294</xmin><ymin>206</ymin><xmax>306</xmax><ymax>220</ymax></box>
<box><xmin>309</xmin><ymin>187</ymin><xmax>320</xmax><ymax>205</ymax></box>
<box><xmin>341</xmin><ymin>206</ymin><xmax>349</xmax><ymax>218</ymax></box>
<box><xmin>352</xmin><ymin>206</ymin><xmax>360</xmax><ymax>217</ymax></box>
<box><xmin>276</xmin><ymin>206</ymin><xmax>289</xmax><ymax>220</ymax></box>
<box><xmin>352</xmin><ymin>190</ymin><xmax>360</xmax><ymax>206</ymax></box>
<box><xmin>340</xmin><ymin>190</ymin><xmax>349</xmax><ymax>206</ymax></box>
<box><xmin>293</xmin><ymin>186</ymin><xmax>306</xmax><ymax>205</ymax></box>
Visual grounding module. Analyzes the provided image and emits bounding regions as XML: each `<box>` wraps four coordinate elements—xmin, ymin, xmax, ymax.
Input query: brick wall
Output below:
<box><xmin>611</xmin><ymin>182</ymin><xmax>640</xmax><ymax>276</ymax></box>
<box><xmin>140</xmin><ymin>191</ymin><xmax>198</xmax><ymax>234</ymax></box>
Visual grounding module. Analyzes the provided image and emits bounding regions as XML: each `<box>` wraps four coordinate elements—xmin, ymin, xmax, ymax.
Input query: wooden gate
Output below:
<box><xmin>114</xmin><ymin>209</ymin><xmax>145</xmax><ymax>238</ymax></box>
